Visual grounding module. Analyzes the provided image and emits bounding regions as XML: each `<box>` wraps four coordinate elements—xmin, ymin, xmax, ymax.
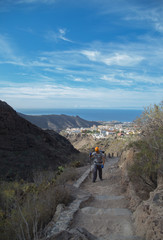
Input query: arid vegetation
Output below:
<box><xmin>1</xmin><ymin>100</ymin><xmax>162</xmax><ymax>240</ymax></box>
<box><xmin>128</xmin><ymin>102</ymin><xmax>163</xmax><ymax>196</ymax></box>
<box><xmin>0</xmin><ymin>155</ymin><xmax>85</xmax><ymax>240</ymax></box>
<box><xmin>0</xmin><ymin>100</ymin><xmax>92</xmax><ymax>240</ymax></box>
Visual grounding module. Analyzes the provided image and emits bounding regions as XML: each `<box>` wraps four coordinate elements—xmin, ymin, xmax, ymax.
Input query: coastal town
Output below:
<box><xmin>63</xmin><ymin>121</ymin><xmax>141</xmax><ymax>139</ymax></box>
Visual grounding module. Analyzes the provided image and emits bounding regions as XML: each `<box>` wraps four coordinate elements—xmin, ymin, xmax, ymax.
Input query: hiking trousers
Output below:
<box><xmin>93</xmin><ymin>164</ymin><xmax>102</xmax><ymax>182</ymax></box>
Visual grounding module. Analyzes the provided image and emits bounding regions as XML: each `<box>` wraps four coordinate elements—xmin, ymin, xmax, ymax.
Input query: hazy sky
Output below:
<box><xmin>0</xmin><ymin>0</ymin><xmax>163</xmax><ymax>109</ymax></box>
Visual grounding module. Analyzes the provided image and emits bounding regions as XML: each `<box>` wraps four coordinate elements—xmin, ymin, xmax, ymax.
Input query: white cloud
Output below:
<box><xmin>0</xmin><ymin>36</ymin><xmax>162</xmax><ymax>88</ymax></box>
<box><xmin>46</xmin><ymin>28</ymin><xmax>73</xmax><ymax>43</ymax></box>
<box><xmin>129</xmin><ymin>74</ymin><xmax>163</xmax><ymax>84</ymax></box>
<box><xmin>73</xmin><ymin>77</ymin><xmax>85</xmax><ymax>82</ymax></box>
<box><xmin>58</xmin><ymin>28</ymin><xmax>72</xmax><ymax>42</ymax></box>
<box><xmin>55</xmin><ymin>67</ymin><xmax>64</xmax><ymax>71</ymax></box>
<box><xmin>102</xmin><ymin>53</ymin><xmax>144</xmax><ymax>66</ymax></box>
<box><xmin>81</xmin><ymin>50</ymin><xmax>100</xmax><ymax>61</ymax></box>
<box><xmin>81</xmin><ymin>50</ymin><xmax>144</xmax><ymax>66</ymax></box>
<box><xmin>155</xmin><ymin>22</ymin><xmax>163</xmax><ymax>33</ymax></box>
<box><xmin>123</xmin><ymin>4</ymin><xmax>163</xmax><ymax>33</ymax></box>
<box><xmin>0</xmin><ymin>35</ymin><xmax>25</xmax><ymax>66</ymax></box>
<box><xmin>0</xmin><ymin>35</ymin><xmax>16</xmax><ymax>59</ymax></box>
<box><xmin>0</xmin><ymin>81</ymin><xmax>162</xmax><ymax>109</ymax></box>
<box><xmin>28</xmin><ymin>60</ymin><xmax>54</xmax><ymax>68</ymax></box>
<box><xmin>103</xmin><ymin>71</ymin><xmax>163</xmax><ymax>86</ymax></box>
<box><xmin>16</xmin><ymin>0</ymin><xmax>56</xmax><ymax>4</ymax></box>
<box><xmin>101</xmin><ymin>75</ymin><xmax>133</xmax><ymax>86</ymax></box>
<box><xmin>95</xmin><ymin>0</ymin><xmax>163</xmax><ymax>34</ymax></box>
<box><xmin>0</xmin><ymin>0</ymin><xmax>56</xmax><ymax>11</ymax></box>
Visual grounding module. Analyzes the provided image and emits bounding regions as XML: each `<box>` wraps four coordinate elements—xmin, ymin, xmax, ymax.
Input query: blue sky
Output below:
<box><xmin>0</xmin><ymin>0</ymin><xmax>163</xmax><ymax>110</ymax></box>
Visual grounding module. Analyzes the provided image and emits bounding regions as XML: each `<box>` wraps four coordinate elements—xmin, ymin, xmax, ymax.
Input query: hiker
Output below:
<box><xmin>90</xmin><ymin>147</ymin><xmax>106</xmax><ymax>182</ymax></box>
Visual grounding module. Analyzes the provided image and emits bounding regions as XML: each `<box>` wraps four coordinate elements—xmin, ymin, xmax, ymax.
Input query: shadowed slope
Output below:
<box><xmin>0</xmin><ymin>100</ymin><xmax>78</xmax><ymax>181</ymax></box>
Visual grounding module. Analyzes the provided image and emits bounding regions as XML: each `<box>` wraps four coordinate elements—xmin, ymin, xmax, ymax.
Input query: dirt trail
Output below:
<box><xmin>71</xmin><ymin>157</ymin><xmax>143</xmax><ymax>240</ymax></box>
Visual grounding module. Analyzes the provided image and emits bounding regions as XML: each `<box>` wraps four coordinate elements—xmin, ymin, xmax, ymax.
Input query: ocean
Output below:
<box><xmin>17</xmin><ymin>108</ymin><xmax>143</xmax><ymax>122</ymax></box>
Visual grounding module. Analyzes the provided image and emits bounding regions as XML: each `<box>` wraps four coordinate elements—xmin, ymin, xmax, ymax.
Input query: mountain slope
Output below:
<box><xmin>18</xmin><ymin>113</ymin><xmax>100</xmax><ymax>132</ymax></box>
<box><xmin>0</xmin><ymin>100</ymin><xmax>78</xmax><ymax>181</ymax></box>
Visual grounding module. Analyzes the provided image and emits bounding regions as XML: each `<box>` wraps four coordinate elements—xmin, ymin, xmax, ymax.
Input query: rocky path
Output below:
<box><xmin>70</xmin><ymin>157</ymin><xmax>143</xmax><ymax>240</ymax></box>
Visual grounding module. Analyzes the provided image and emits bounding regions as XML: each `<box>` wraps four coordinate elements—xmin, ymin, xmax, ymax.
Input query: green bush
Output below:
<box><xmin>57</xmin><ymin>166</ymin><xmax>64</xmax><ymax>175</ymax></box>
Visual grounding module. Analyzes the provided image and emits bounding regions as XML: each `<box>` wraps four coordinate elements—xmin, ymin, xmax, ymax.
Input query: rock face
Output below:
<box><xmin>0</xmin><ymin>100</ymin><xmax>78</xmax><ymax>181</ymax></box>
<box><xmin>119</xmin><ymin>149</ymin><xmax>142</xmax><ymax>210</ymax></box>
<box><xmin>133</xmin><ymin>186</ymin><xmax>163</xmax><ymax>240</ymax></box>
<box><xmin>19</xmin><ymin>113</ymin><xmax>100</xmax><ymax>132</ymax></box>
<box><xmin>119</xmin><ymin>148</ymin><xmax>163</xmax><ymax>240</ymax></box>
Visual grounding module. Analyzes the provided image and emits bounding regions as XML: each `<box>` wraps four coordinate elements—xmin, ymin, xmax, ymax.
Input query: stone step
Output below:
<box><xmin>95</xmin><ymin>195</ymin><xmax>125</xmax><ymax>201</ymax></box>
<box><xmin>45</xmin><ymin>193</ymin><xmax>91</xmax><ymax>238</ymax></box>
<box><xmin>72</xmin><ymin>214</ymin><xmax>142</xmax><ymax>240</ymax></box>
<box><xmin>73</xmin><ymin>207</ymin><xmax>137</xmax><ymax>239</ymax></box>
<box><xmin>98</xmin><ymin>234</ymin><xmax>143</xmax><ymax>240</ymax></box>
<box><xmin>81</xmin><ymin>206</ymin><xmax>132</xmax><ymax>216</ymax></box>
<box><xmin>88</xmin><ymin>195</ymin><xmax>128</xmax><ymax>209</ymax></box>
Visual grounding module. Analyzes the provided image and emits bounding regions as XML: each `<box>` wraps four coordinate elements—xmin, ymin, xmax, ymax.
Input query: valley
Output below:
<box><xmin>0</xmin><ymin>100</ymin><xmax>162</xmax><ymax>240</ymax></box>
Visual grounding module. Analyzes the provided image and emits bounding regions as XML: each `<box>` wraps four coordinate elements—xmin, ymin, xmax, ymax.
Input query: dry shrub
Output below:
<box><xmin>0</xmin><ymin>179</ymin><xmax>72</xmax><ymax>240</ymax></box>
<box><xmin>55</xmin><ymin>167</ymin><xmax>78</xmax><ymax>185</ymax></box>
<box><xmin>127</xmin><ymin>102</ymin><xmax>163</xmax><ymax>199</ymax></box>
<box><xmin>32</xmin><ymin>170</ymin><xmax>56</xmax><ymax>186</ymax></box>
<box><xmin>0</xmin><ymin>154</ymin><xmax>83</xmax><ymax>240</ymax></box>
<box><xmin>70</xmin><ymin>152</ymin><xmax>89</xmax><ymax>167</ymax></box>
<box><xmin>70</xmin><ymin>160</ymin><xmax>81</xmax><ymax>168</ymax></box>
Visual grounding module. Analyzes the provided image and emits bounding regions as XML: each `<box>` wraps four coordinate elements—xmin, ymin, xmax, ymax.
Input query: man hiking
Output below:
<box><xmin>90</xmin><ymin>147</ymin><xmax>106</xmax><ymax>182</ymax></box>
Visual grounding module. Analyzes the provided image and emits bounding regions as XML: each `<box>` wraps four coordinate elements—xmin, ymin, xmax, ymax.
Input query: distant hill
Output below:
<box><xmin>18</xmin><ymin>113</ymin><xmax>100</xmax><ymax>132</ymax></box>
<box><xmin>0</xmin><ymin>100</ymin><xmax>78</xmax><ymax>181</ymax></box>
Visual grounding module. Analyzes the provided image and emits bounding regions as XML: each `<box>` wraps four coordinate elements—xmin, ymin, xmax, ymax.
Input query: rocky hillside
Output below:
<box><xmin>19</xmin><ymin>113</ymin><xmax>100</xmax><ymax>132</ymax></box>
<box><xmin>66</xmin><ymin>133</ymin><xmax>128</xmax><ymax>157</ymax></box>
<box><xmin>119</xmin><ymin>148</ymin><xmax>163</xmax><ymax>240</ymax></box>
<box><xmin>65</xmin><ymin>134</ymin><xmax>97</xmax><ymax>152</ymax></box>
<box><xmin>118</xmin><ymin>103</ymin><xmax>163</xmax><ymax>240</ymax></box>
<box><xmin>0</xmin><ymin>100</ymin><xmax>79</xmax><ymax>181</ymax></box>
